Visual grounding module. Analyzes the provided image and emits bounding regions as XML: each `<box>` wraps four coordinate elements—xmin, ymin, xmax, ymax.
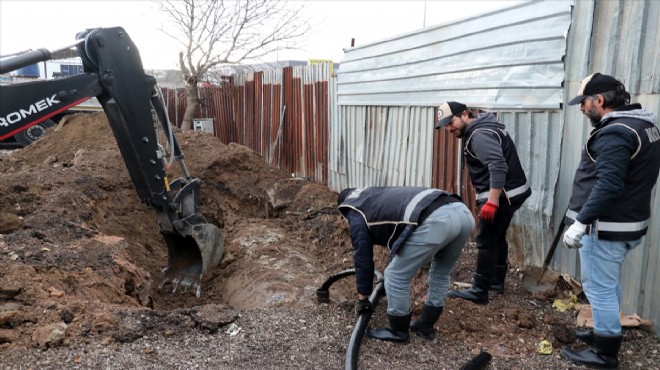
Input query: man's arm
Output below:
<box><xmin>345</xmin><ymin>210</ymin><xmax>375</xmax><ymax>297</ymax></box>
<box><xmin>577</xmin><ymin>129</ymin><xmax>637</xmax><ymax>224</ymax></box>
<box><xmin>487</xmin><ymin>188</ymin><xmax>503</xmax><ymax>205</ymax></box>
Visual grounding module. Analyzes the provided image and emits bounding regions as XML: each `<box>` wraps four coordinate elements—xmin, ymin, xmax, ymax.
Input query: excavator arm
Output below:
<box><xmin>0</xmin><ymin>27</ymin><xmax>223</xmax><ymax>297</ymax></box>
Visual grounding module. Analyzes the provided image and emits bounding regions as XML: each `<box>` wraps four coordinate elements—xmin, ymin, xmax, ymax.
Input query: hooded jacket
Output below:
<box><xmin>565</xmin><ymin>104</ymin><xmax>660</xmax><ymax>241</ymax></box>
<box><xmin>462</xmin><ymin>112</ymin><xmax>531</xmax><ymax>205</ymax></box>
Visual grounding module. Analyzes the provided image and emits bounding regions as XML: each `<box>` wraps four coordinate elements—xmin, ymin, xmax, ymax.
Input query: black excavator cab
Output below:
<box><xmin>0</xmin><ymin>27</ymin><xmax>224</xmax><ymax>297</ymax></box>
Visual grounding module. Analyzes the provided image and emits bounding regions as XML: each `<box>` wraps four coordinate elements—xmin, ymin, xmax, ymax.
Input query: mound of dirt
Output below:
<box><xmin>0</xmin><ymin>112</ymin><xmax>353</xmax><ymax>346</ymax></box>
<box><xmin>0</xmin><ymin>113</ymin><xmax>657</xmax><ymax>369</ymax></box>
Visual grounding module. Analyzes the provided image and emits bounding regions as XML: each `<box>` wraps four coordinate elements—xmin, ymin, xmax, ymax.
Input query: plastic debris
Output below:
<box><xmin>537</xmin><ymin>339</ymin><xmax>553</xmax><ymax>355</ymax></box>
<box><xmin>226</xmin><ymin>323</ymin><xmax>242</xmax><ymax>336</ymax></box>
<box><xmin>552</xmin><ymin>294</ymin><xmax>578</xmax><ymax>312</ymax></box>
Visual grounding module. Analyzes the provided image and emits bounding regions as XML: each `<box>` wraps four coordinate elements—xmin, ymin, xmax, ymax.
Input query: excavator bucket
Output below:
<box><xmin>159</xmin><ymin>223</ymin><xmax>224</xmax><ymax>297</ymax></box>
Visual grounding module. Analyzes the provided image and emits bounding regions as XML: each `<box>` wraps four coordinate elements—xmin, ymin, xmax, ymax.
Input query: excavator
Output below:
<box><xmin>0</xmin><ymin>27</ymin><xmax>224</xmax><ymax>297</ymax></box>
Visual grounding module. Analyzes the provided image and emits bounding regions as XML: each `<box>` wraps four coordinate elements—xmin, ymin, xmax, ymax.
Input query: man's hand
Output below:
<box><xmin>479</xmin><ymin>201</ymin><xmax>498</xmax><ymax>223</ymax></box>
<box><xmin>355</xmin><ymin>298</ymin><xmax>373</xmax><ymax>315</ymax></box>
<box><xmin>563</xmin><ymin>221</ymin><xmax>587</xmax><ymax>249</ymax></box>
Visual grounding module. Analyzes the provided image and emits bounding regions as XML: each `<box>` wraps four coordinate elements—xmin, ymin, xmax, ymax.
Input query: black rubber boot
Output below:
<box><xmin>448</xmin><ymin>274</ymin><xmax>491</xmax><ymax>304</ymax></box>
<box><xmin>410</xmin><ymin>305</ymin><xmax>443</xmax><ymax>339</ymax></box>
<box><xmin>573</xmin><ymin>327</ymin><xmax>595</xmax><ymax>346</ymax></box>
<box><xmin>472</xmin><ymin>265</ymin><xmax>507</xmax><ymax>294</ymax></box>
<box><xmin>491</xmin><ymin>265</ymin><xmax>507</xmax><ymax>294</ymax></box>
<box><xmin>367</xmin><ymin>313</ymin><xmax>411</xmax><ymax>343</ymax></box>
<box><xmin>562</xmin><ymin>333</ymin><xmax>622</xmax><ymax>369</ymax></box>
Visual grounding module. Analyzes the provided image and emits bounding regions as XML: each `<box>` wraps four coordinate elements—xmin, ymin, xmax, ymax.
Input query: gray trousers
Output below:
<box><xmin>384</xmin><ymin>201</ymin><xmax>475</xmax><ymax>316</ymax></box>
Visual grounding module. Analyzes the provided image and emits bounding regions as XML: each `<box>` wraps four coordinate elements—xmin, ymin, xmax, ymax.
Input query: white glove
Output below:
<box><xmin>563</xmin><ymin>221</ymin><xmax>587</xmax><ymax>249</ymax></box>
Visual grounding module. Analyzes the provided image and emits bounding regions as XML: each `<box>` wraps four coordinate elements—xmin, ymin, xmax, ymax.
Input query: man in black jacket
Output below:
<box><xmin>561</xmin><ymin>73</ymin><xmax>660</xmax><ymax>369</ymax></box>
<box><xmin>436</xmin><ymin>101</ymin><xmax>531</xmax><ymax>305</ymax></box>
<box><xmin>338</xmin><ymin>186</ymin><xmax>474</xmax><ymax>343</ymax></box>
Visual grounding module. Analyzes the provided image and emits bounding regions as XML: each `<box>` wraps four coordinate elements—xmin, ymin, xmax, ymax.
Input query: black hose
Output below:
<box><xmin>318</xmin><ymin>270</ymin><xmax>492</xmax><ymax>370</ymax></box>
<box><xmin>316</xmin><ymin>269</ymin><xmax>357</xmax><ymax>302</ymax></box>
<box><xmin>345</xmin><ymin>274</ymin><xmax>384</xmax><ymax>370</ymax></box>
<box><xmin>316</xmin><ymin>268</ymin><xmax>385</xmax><ymax>370</ymax></box>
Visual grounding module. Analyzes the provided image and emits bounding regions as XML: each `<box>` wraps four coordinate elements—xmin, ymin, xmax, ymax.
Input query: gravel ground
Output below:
<box><xmin>2</xmin><ymin>303</ymin><xmax>658</xmax><ymax>370</ymax></box>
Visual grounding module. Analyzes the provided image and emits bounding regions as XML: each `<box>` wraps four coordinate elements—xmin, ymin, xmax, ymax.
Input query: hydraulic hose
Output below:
<box><xmin>316</xmin><ymin>269</ymin><xmax>385</xmax><ymax>370</ymax></box>
<box><xmin>0</xmin><ymin>38</ymin><xmax>82</xmax><ymax>74</ymax></box>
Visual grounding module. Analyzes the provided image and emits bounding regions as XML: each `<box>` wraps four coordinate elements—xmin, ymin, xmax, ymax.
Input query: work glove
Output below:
<box><xmin>563</xmin><ymin>221</ymin><xmax>587</xmax><ymax>249</ymax></box>
<box><xmin>479</xmin><ymin>201</ymin><xmax>498</xmax><ymax>223</ymax></box>
<box><xmin>355</xmin><ymin>298</ymin><xmax>373</xmax><ymax>316</ymax></box>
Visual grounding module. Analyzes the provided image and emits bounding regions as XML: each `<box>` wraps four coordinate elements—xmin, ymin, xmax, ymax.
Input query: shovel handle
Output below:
<box><xmin>541</xmin><ymin>213</ymin><xmax>567</xmax><ymax>270</ymax></box>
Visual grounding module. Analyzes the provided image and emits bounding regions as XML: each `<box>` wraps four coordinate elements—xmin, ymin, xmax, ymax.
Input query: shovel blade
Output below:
<box><xmin>159</xmin><ymin>223</ymin><xmax>224</xmax><ymax>297</ymax></box>
<box><xmin>521</xmin><ymin>266</ymin><xmax>560</xmax><ymax>297</ymax></box>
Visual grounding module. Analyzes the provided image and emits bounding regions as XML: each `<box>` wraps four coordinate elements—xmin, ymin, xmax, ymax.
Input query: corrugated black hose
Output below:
<box><xmin>316</xmin><ymin>268</ymin><xmax>385</xmax><ymax>370</ymax></box>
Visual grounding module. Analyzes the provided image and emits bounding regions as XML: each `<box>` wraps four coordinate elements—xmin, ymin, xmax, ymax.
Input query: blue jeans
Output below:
<box><xmin>384</xmin><ymin>202</ymin><xmax>475</xmax><ymax>316</ymax></box>
<box><xmin>579</xmin><ymin>235</ymin><xmax>642</xmax><ymax>335</ymax></box>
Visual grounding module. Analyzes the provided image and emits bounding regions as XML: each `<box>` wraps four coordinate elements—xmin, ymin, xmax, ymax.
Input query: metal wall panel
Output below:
<box><xmin>329</xmin><ymin>106</ymin><xmax>566</xmax><ymax>262</ymax></box>
<box><xmin>263</xmin><ymin>63</ymin><xmax>330</xmax><ymax>183</ymax></box>
<box><xmin>328</xmin><ymin>106</ymin><xmax>434</xmax><ymax>191</ymax></box>
<box><xmin>337</xmin><ymin>0</ymin><xmax>572</xmax><ymax>108</ymax></box>
<box><xmin>642</xmin><ymin>184</ymin><xmax>660</xmax><ymax>319</ymax></box>
<box><xmin>499</xmin><ymin>110</ymin><xmax>564</xmax><ymax>265</ymax></box>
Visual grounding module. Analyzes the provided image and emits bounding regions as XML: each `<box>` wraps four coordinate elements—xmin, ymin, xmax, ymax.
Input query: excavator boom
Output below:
<box><xmin>0</xmin><ymin>27</ymin><xmax>223</xmax><ymax>297</ymax></box>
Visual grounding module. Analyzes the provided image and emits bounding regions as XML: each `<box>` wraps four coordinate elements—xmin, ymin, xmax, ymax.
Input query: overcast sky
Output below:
<box><xmin>1</xmin><ymin>0</ymin><xmax>522</xmax><ymax>70</ymax></box>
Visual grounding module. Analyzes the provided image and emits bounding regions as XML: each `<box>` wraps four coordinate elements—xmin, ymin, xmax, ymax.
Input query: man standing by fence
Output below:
<box><xmin>561</xmin><ymin>73</ymin><xmax>660</xmax><ymax>369</ymax></box>
<box><xmin>435</xmin><ymin>101</ymin><xmax>531</xmax><ymax>305</ymax></box>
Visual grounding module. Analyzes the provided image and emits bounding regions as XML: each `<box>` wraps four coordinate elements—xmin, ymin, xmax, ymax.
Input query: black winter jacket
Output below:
<box><xmin>565</xmin><ymin>104</ymin><xmax>660</xmax><ymax>241</ymax></box>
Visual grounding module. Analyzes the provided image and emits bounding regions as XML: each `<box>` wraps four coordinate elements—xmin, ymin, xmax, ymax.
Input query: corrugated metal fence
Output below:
<box><xmin>161</xmin><ymin>63</ymin><xmax>332</xmax><ymax>184</ymax></box>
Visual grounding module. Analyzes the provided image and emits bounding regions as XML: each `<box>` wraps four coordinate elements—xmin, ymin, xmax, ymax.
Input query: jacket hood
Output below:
<box><xmin>600</xmin><ymin>104</ymin><xmax>657</xmax><ymax>127</ymax></box>
<box><xmin>463</xmin><ymin>112</ymin><xmax>506</xmax><ymax>137</ymax></box>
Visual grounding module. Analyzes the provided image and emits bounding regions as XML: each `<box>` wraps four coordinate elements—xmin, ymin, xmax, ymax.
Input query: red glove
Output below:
<box><xmin>480</xmin><ymin>201</ymin><xmax>498</xmax><ymax>223</ymax></box>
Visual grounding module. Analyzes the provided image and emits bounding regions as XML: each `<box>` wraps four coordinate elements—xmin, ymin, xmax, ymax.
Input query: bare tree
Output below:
<box><xmin>160</xmin><ymin>0</ymin><xmax>310</xmax><ymax>130</ymax></box>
